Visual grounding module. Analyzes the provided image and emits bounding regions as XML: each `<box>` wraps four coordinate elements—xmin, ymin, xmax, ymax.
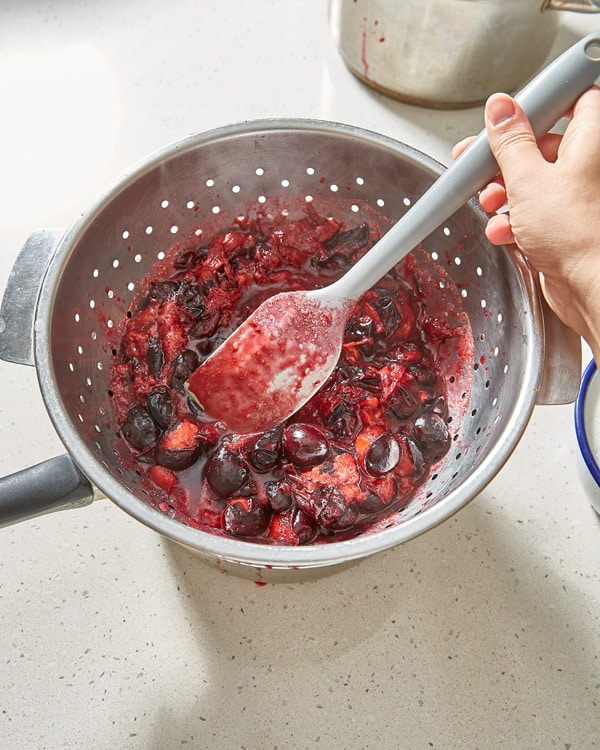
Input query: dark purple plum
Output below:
<box><xmin>154</xmin><ymin>419</ymin><xmax>204</xmax><ymax>471</ymax></box>
<box><xmin>147</xmin><ymin>336</ymin><xmax>164</xmax><ymax>377</ymax></box>
<box><xmin>205</xmin><ymin>444</ymin><xmax>250</xmax><ymax>498</ymax></box>
<box><xmin>364</xmin><ymin>432</ymin><xmax>400</xmax><ymax>476</ymax></box>
<box><xmin>170</xmin><ymin>349</ymin><xmax>199</xmax><ymax>392</ymax></box>
<box><xmin>250</xmin><ymin>427</ymin><xmax>283</xmax><ymax>473</ymax></box>
<box><xmin>122</xmin><ymin>404</ymin><xmax>159</xmax><ymax>452</ymax></box>
<box><xmin>413</xmin><ymin>412</ymin><xmax>451</xmax><ymax>460</ymax></box>
<box><xmin>283</xmin><ymin>424</ymin><xmax>330</xmax><ymax>469</ymax></box>
<box><xmin>265</xmin><ymin>480</ymin><xmax>293</xmax><ymax>513</ymax></box>
<box><xmin>146</xmin><ymin>388</ymin><xmax>174</xmax><ymax>430</ymax></box>
<box><xmin>222</xmin><ymin>497</ymin><xmax>269</xmax><ymax>537</ymax></box>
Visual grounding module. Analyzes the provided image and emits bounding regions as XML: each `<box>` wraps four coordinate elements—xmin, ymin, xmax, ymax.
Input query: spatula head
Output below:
<box><xmin>186</xmin><ymin>290</ymin><xmax>351</xmax><ymax>433</ymax></box>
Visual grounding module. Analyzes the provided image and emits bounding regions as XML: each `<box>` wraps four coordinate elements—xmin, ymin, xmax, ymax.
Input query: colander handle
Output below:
<box><xmin>0</xmin><ymin>229</ymin><xmax>63</xmax><ymax>366</ymax></box>
<box><xmin>0</xmin><ymin>455</ymin><xmax>95</xmax><ymax>528</ymax></box>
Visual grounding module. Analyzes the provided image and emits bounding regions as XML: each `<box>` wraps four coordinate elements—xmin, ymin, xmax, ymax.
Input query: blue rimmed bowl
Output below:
<box><xmin>575</xmin><ymin>359</ymin><xmax>600</xmax><ymax>516</ymax></box>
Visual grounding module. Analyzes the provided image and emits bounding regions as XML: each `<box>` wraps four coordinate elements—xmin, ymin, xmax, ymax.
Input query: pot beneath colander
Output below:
<box><xmin>0</xmin><ymin>119</ymin><xmax>579</xmax><ymax>581</ymax></box>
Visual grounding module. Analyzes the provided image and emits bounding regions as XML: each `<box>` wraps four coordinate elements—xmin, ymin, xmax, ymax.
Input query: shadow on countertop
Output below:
<box><xmin>144</xmin><ymin>487</ymin><xmax>600</xmax><ymax>750</ymax></box>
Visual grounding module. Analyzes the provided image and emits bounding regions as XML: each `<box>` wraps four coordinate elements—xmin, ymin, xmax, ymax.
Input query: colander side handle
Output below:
<box><xmin>0</xmin><ymin>455</ymin><xmax>95</xmax><ymax>528</ymax></box>
<box><xmin>537</xmin><ymin>287</ymin><xmax>583</xmax><ymax>405</ymax></box>
<box><xmin>0</xmin><ymin>229</ymin><xmax>63</xmax><ymax>367</ymax></box>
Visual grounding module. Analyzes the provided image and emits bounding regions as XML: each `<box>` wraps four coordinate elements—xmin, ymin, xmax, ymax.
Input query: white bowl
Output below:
<box><xmin>574</xmin><ymin>359</ymin><xmax>600</xmax><ymax>515</ymax></box>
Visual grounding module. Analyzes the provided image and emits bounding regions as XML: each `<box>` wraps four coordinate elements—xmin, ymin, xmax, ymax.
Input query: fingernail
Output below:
<box><xmin>486</xmin><ymin>95</ymin><xmax>517</xmax><ymax>127</ymax></box>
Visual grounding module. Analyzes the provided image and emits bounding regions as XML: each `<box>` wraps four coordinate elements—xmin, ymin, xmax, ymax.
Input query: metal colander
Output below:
<box><xmin>0</xmin><ymin>119</ymin><xmax>556</xmax><ymax>580</ymax></box>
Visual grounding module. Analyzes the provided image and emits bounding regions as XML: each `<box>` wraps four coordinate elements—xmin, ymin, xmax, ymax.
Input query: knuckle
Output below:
<box><xmin>492</xmin><ymin>129</ymin><xmax>536</xmax><ymax>159</ymax></box>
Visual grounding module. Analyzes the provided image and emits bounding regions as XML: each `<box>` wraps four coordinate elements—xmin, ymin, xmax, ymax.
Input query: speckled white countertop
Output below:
<box><xmin>0</xmin><ymin>3</ymin><xmax>599</xmax><ymax>748</ymax></box>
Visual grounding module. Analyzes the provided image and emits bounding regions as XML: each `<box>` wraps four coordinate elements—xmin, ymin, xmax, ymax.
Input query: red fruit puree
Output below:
<box><xmin>109</xmin><ymin>203</ymin><xmax>472</xmax><ymax>545</ymax></box>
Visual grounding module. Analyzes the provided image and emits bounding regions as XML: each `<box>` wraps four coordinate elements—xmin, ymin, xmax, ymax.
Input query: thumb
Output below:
<box><xmin>484</xmin><ymin>93</ymin><xmax>544</xmax><ymax>177</ymax></box>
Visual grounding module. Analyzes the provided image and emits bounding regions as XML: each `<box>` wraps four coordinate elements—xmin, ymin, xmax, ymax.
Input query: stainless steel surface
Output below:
<box><xmin>2</xmin><ymin>119</ymin><xmax>550</xmax><ymax>577</ymax></box>
<box><xmin>0</xmin><ymin>229</ymin><xmax>62</xmax><ymax>367</ymax></box>
<box><xmin>538</xmin><ymin>291</ymin><xmax>583</xmax><ymax>404</ymax></box>
<box><xmin>329</xmin><ymin>0</ymin><xmax>600</xmax><ymax>108</ymax></box>
<box><xmin>544</xmin><ymin>0</ymin><xmax>600</xmax><ymax>10</ymax></box>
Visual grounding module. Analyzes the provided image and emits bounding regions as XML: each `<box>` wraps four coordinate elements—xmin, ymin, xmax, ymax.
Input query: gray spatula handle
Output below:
<box><xmin>328</xmin><ymin>31</ymin><xmax>600</xmax><ymax>300</ymax></box>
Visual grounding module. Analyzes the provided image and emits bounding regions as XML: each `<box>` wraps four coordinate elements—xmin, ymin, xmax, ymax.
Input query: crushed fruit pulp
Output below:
<box><xmin>109</xmin><ymin>202</ymin><xmax>472</xmax><ymax>545</ymax></box>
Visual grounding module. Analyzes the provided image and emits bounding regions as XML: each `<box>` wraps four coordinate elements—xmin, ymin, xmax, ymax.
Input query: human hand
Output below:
<box><xmin>453</xmin><ymin>86</ymin><xmax>600</xmax><ymax>362</ymax></box>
